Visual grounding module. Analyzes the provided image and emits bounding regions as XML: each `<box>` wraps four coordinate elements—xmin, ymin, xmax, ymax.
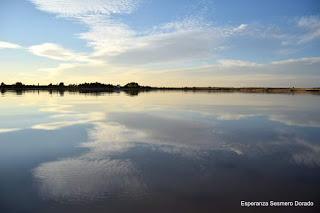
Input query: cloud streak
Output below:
<box><xmin>0</xmin><ymin>41</ymin><xmax>21</xmax><ymax>49</ymax></box>
<box><xmin>30</xmin><ymin>0</ymin><xmax>139</xmax><ymax>16</ymax></box>
<box><xmin>296</xmin><ymin>15</ymin><xmax>320</xmax><ymax>44</ymax></box>
<box><xmin>29</xmin><ymin>43</ymin><xmax>90</xmax><ymax>62</ymax></box>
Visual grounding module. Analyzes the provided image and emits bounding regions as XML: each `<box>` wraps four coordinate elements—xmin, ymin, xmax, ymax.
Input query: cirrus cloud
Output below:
<box><xmin>30</xmin><ymin>0</ymin><xmax>139</xmax><ymax>16</ymax></box>
<box><xmin>0</xmin><ymin>41</ymin><xmax>21</xmax><ymax>49</ymax></box>
<box><xmin>296</xmin><ymin>15</ymin><xmax>320</xmax><ymax>44</ymax></box>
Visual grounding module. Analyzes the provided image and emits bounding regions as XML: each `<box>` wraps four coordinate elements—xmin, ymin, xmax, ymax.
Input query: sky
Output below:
<box><xmin>0</xmin><ymin>0</ymin><xmax>320</xmax><ymax>87</ymax></box>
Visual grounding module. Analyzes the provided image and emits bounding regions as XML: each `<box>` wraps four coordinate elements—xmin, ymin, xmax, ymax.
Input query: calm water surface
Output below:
<box><xmin>0</xmin><ymin>91</ymin><xmax>319</xmax><ymax>212</ymax></box>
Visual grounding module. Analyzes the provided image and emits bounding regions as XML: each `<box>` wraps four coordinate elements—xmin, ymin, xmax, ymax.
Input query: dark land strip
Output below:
<box><xmin>1</xmin><ymin>82</ymin><xmax>320</xmax><ymax>95</ymax></box>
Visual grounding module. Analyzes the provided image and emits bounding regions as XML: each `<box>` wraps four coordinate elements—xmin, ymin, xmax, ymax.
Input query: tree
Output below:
<box><xmin>15</xmin><ymin>82</ymin><xmax>23</xmax><ymax>87</ymax></box>
<box><xmin>124</xmin><ymin>82</ymin><xmax>140</xmax><ymax>88</ymax></box>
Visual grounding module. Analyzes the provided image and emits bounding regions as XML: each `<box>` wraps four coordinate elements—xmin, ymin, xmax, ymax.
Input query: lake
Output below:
<box><xmin>0</xmin><ymin>91</ymin><xmax>319</xmax><ymax>213</ymax></box>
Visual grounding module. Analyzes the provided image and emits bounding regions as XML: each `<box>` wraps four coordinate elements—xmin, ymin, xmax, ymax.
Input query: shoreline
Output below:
<box><xmin>1</xmin><ymin>82</ymin><xmax>320</xmax><ymax>95</ymax></box>
<box><xmin>1</xmin><ymin>85</ymin><xmax>320</xmax><ymax>95</ymax></box>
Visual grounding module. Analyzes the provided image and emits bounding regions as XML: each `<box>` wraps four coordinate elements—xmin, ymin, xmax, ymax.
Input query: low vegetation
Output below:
<box><xmin>0</xmin><ymin>82</ymin><xmax>319</xmax><ymax>95</ymax></box>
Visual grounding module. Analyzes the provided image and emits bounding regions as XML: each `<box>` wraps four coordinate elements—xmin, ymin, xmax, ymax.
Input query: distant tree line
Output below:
<box><xmin>0</xmin><ymin>81</ymin><xmax>152</xmax><ymax>93</ymax></box>
<box><xmin>1</xmin><ymin>82</ymin><xmax>319</xmax><ymax>95</ymax></box>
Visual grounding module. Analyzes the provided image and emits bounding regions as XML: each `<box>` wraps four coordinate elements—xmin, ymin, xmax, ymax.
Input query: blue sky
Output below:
<box><xmin>0</xmin><ymin>0</ymin><xmax>320</xmax><ymax>86</ymax></box>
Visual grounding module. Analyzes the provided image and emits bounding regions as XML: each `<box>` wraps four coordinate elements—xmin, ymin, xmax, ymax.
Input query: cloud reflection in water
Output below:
<box><xmin>24</xmin><ymin>92</ymin><xmax>320</xmax><ymax>204</ymax></box>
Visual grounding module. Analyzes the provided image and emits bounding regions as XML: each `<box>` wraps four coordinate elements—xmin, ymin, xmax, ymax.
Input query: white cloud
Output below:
<box><xmin>229</xmin><ymin>16</ymin><xmax>320</xmax><ymax>49</ymax></box>
<box><xmin>297</xmin><ymin>16</ymin><xmax>320</xmax><ymax>29</ymax></box>
<box><xmin>270</xmin><ymin>16</ymin><xmax>320</xmax><ymax>46</ymax></box>
<box><xmin>267</xmin><ymin>57</ymin><xmax>320</xmax><ymax>76</ymax></box>
<box><xmin>108</xmin><ymin>30</ymin><xmax>218</xmax><ymax>65</ymax></box>
<box><xmin>27</xmin><ymin>1</ymin><xmax>320</xmax><ymax>87</ymax></box>
<box><xmin>297</xmin><ymin>15</ymin><xmax>320</xmax><ymax>44</ymax></box>
<box><xmin>29</xmin><ymin>0</ymin><xmax>140</xmax><ymax>60</ymax></box>
<box><xmin>217</xmin><ymin>59</ymin><xmax>259</xmax><ymax>67</ymax></box>
<box><xmin>271</xmin><ymin>57</ymin><xmax>320</xmax><ymax>65</ymax></box>
<box><xmin>29</xmin><ymin>0</ymin><xmax>249</xmax><ymax>68</ymax></box>
<box><xmin>0</xmin><ymin>128</ymin><xmax>20</xmax><ymax>133</ymax></box>
<box><xmin>213</xmin><ymin>57</ymin><xmax>320</xmax><ymax>73</ymax></box>
<box><xmin>79</xmin><ymin>16</ymin><xmax>249</xmax><ymax>65</ymax></box>
<box><xmin>29</xmin><ymin>43</ymin><xmax>86</xmax><ymax>61</ymax></box>
<box><xmin>30</xmin><ymin>0</ymin><xmax>139</xmax><ymax>16</ymax></box>
<box><xmin>0</xmin><ymin>41</ymin><xmax>21</xmax><ymax>49</ymax></box>
<box><xmin>78</xmin><ymin>15</ymin><xmax>136</xmax><ymax>56</ymax></box>
<box><xmin>159</xmin><ymin>17</ymin><xmax>211</xmax><ymax>32</ymax></box>
<box><xmin>231</xmin><ymin>24</ymin><xmax>248</xmax><ymax>33</ymax></box>
<box><xmin>28</xmin><ymin>43</ymin><xmax>103</xmax><ymax>66</ymax></box>
<box><xmin>107</xmin><ymin>20</ymin><xmax>248</xmax><ymax>65</ymax></box>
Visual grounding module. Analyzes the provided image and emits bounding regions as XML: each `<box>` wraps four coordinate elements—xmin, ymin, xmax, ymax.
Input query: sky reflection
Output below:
<box><xmin>0</xmin><ymin>91</ymin><xmax>319</xmax><ymax>212</ymax></box>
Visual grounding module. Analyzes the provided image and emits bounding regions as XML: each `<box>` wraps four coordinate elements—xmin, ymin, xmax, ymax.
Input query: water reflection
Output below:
<box><xmin>34</xmin><ymin>159</ymin><xmax>146</xmax><ymax>202</ymax></box>
<box><xmin>0</xmin><ymin>91</ymin><xmax>319</xmax><ymax>212</ymax></box>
